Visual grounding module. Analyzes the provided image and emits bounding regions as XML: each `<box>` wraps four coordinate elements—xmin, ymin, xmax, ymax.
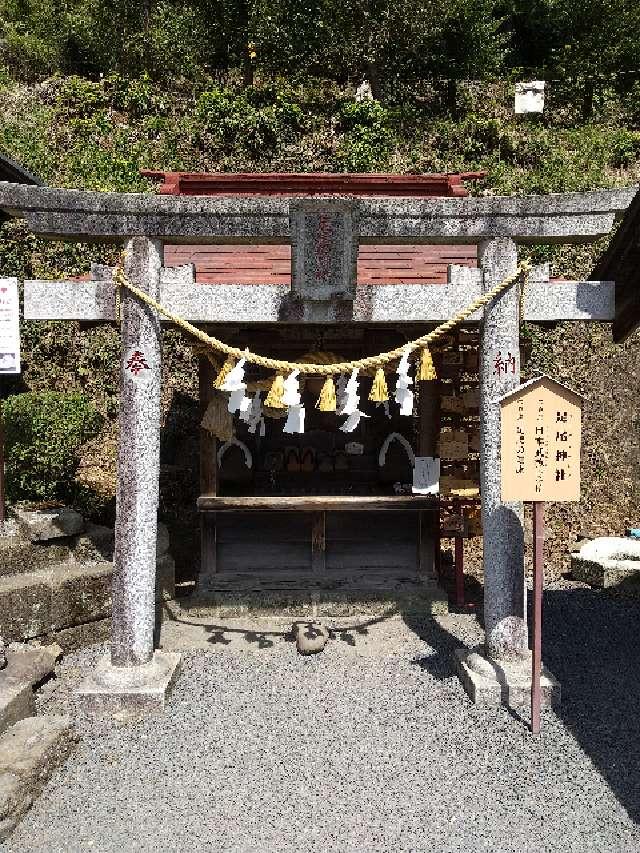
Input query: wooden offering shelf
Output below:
<box><xmin>197</xmin><ymin>495</ymin><xmax>438</xmax><ymax>513</ymax></box>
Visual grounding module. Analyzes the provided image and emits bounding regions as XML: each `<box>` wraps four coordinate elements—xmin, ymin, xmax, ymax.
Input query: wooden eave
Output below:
<box><xmin>592</xmin><ymin>186</ymin><xmax>640</xmax><ymax>342</ymax></box>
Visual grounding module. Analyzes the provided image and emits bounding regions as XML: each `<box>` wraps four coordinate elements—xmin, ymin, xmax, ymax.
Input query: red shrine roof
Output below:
<box><xmin>142</xmin><ymin>170</ymin><xmax>484</xmax><ymax>197</ymax></box>
<box><xmin>145</xmin><ymin>171</ymin><xmax>483</xmax><ymax>285</ymax></box>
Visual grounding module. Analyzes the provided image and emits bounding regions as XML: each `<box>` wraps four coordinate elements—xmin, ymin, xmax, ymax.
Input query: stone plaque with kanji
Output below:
<box><xmin>290</xmin><ymin>199</ymin><xmax>359</xmax><ymax>300</ymax></box>
<box><xmin>500</xmin><ymin>376</ymin><xmax>582</xmax><ymax>502</ymax></box>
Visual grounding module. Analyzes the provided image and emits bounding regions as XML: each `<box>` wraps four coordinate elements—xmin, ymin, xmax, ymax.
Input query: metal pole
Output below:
<box><xmin>0</xmin><ymin>407</ymin><xmax>5</xmax><ymax>525</ymax></box>
<box><xmin>454</xmin><ymin>534</ymin><xmax>464</xmax><ymax>609</ymax></box>
<box><xmin>531</xmin><ymin>500</ymin><xmax>544</xmax><ymax>734</ymax></box>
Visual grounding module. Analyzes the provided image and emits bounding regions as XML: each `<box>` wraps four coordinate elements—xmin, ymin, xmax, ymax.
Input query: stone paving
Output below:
<box><xmin>5</xmin><ymin>587</ymin><xmax>640</xmax><ymax>853</ymax></box>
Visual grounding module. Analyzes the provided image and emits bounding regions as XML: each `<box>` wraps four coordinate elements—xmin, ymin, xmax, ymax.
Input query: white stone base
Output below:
<box><xmin>454</xmin><ymin>647</ymin><xmax>560</xmax><ymax>708</ymax></box>
<box><xmin>76</xmin><ymin>651</ymin><xmax>181</xmax><ymax>718</ymax></box>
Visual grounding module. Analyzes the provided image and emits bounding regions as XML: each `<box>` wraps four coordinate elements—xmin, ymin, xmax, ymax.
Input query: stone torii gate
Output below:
<box><xmin>0</xmin><ymin>180</ymin><xmax>634</xmax><ymax>713</ymax></box>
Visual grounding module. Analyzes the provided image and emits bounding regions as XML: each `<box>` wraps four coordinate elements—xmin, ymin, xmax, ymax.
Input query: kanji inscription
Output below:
<box><xmin>290</xmin><ymin>198</ymin><xmax>358</xmax><ymax>301</ymax></box>
<box><xmin>500</xmin><ymin>376</ymin><xmax>582</xmax><ymax>502</ymax></box>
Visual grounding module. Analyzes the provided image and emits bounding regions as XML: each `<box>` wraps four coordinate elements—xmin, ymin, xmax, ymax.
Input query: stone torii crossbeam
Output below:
<box><xmin>0</xmin><ymin>180</ymin><xmax>635</xmax><ymax>713</ymax></box>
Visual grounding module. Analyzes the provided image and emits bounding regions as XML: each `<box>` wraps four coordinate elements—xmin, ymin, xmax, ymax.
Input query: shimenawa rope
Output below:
<box><xmin>113</xmin><ymin>258</ymin><xmax>531</xmax><ymax>375</ymax></box>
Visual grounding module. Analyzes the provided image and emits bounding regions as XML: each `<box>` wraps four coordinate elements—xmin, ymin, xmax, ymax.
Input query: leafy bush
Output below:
<box><xmin>196</xmin><ymin>86</ymin><xmax>304</xmax><ymax>156</ymax></box>
<box><xmin>334</xmin><ymin>99</ymin><xmax>393</xmax><ymax>170</ymax></box>
<box><xmin>2</xmin><ymin>392</ymin><xmax>102</xmax><ymax>503</ymax></box>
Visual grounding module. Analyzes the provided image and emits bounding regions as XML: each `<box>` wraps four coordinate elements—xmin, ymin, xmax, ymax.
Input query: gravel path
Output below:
<box><xmin>6</xmin><ymin>588</ymin><xmax>640</xmax><ymax>853</ymax></box>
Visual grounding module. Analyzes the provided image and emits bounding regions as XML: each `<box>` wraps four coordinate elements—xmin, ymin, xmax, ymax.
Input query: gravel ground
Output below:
<box><xmin>6</xmin><ymin>587</ymin><xmax>640</xmax><ymax>853</ymax></box>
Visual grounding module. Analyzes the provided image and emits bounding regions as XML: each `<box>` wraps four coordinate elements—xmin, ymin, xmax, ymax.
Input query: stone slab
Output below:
<box><xmin>454</xmin><ymin>647</ymin><xmax>560</xmax><ymax>708</ymax></box>
<box><xmin>0</xmin><ymin>571</ymin><xmax>52</xmax><ymax>642</ymax></box>
<box><xmin>0</xmin><ymin>715</ymin><xmax>76</xmax><ymax>839</ymax></box>
<box><xmin>0</xmin><ymin>681</ymin><xmax>35</xmax><ymax>736</ymax></box>
<box><xmin>571</xmin><ymin>537</ymin><xmax>640</xmax><ymax>591</ymax></box>
<box><xmin>14</xmin><ymin>507</ymin><xmax>84</xmax><ymax>542</ymax></box>
<box><xmin>24</xmin><ymin>278</ymin><xmax>616</xmax><ymax>324</ymax></box>
<box><xmin>49</xmin><ymin>563</ymin><xmax>113</xmax><ymax>631</ymax></box>
<box><xmin>0</xmin><ymin>715</ymin><xmax>75</xmax><ymax>778</ymax></box>
<box><xmin>0</xmin><ymin>551</ymin><xmax>173</xmax><ymax>643</ymax></box>
<box><xmin>75</xmin><ymin>650</ymin><xmax>181</xmax><ymax>717</ymax></box>
<box><xmin>0</xmin><ymin>536</ymin><xmax>71</xmax><ymax>578</ymax></box>
<box><xmin>51</xmin><ymin>617</ymin><xmax>112</xmax><ymax>653</ymax></box>
<box><xmin>3</xmin><ymin>643</ymin><xmax>62</xmax><ymax>687</ymax></box>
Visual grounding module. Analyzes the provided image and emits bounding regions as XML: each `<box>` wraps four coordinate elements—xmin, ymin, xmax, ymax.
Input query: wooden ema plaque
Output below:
<box><xmin>500</xmin><ymin>376</ymin><xmax>582</xmax><ymax>503</ymax></box>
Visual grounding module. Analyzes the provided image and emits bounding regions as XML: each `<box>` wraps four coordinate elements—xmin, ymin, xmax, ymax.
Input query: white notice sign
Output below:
<box><xmin>412</xmin><ymin>456</ymin><xmax>440</xmax><ymax>495</ymax></box>
<box><xmin>0</xmin><ymin>279</ymin><xmax>20</xmax><ymax>374</ymax></box>
<box><xmin>515</xmin><ymin>81</ymin><xmax>545</xmax><ymax>114</ymax></box>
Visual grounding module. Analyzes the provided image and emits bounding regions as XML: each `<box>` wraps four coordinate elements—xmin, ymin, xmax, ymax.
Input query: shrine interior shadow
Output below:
<box><xmin>541</xmin><ymin>587</ymin><xmax>640</xmax><ymax>824</ymax></box>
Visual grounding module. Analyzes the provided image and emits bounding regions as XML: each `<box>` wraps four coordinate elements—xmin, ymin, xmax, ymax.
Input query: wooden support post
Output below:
<box><xmin>311</xmin><ymin>511</ymin><xmax>326</xmax><ymax>574</ymax></box>
<box><xmin>531</xmin><ymin>500</ymin><xmax>545</xmax><ymax>734</ymax></box>
<box><xmin>418</xmin><ymin>376</ymin><xmax>440</xmax><ymax>579</ymax></box>
<box><xmin>197</xmin><ymin>356</ymin><xmax>218</xmax><ymax>593</ymax></box>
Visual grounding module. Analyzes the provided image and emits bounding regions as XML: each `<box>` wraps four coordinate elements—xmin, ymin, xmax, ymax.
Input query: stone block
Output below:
<box><xmin>571</xmin><ymin>537</ymin><xmax>640</xmax><ymax>591</ymax></box>
<box><xmin>454</xmin><ymin>647</ymin><xmax>560</xmax><ymax>708</ymax></box>
<box><xmin>4</xmin><ymin>643</ymin><xmax>62</xmax><ymax>687</ymax></box>
<box><xmin>293</xmin><ymin>622</ymin><xmax>329</xmax><ymax>655</ymax></box>
<box><xmin>52</xmin><ymin>618</ymin><xmax>112</xmax><ymax>653</ymax></box>
<box><xmin>0</xmin><ymin>681</ymin><xmax>35</xmax><ymax>736</ymax></box>
<box><xmin>0</xmin><ymin>715</ymin><xmax>75</xmax><ymax>778</ymax></box>
<box><xmin>76</xmin><ymin>651</ymin><xmax>181</xmax><ymax>718</ymax></box>
<box><xmin>73</xmin><ymin>523</ymin><xmax>115</xmax><ymax>562</ymax></box>
<box><xmin>49</xmin><ymin>563</ymin><xmax>112</xmax><ymax>631</ymax></box>
<box><xmin>0</xmin><ymin>537</ymin><xmax>46</xmax><ymax>577</ymax></box>
<box><xmin>0</xmin><ymin>572</ymin><xmax>52</xmax><ymax>642</ymax></box>
<box><xmin>14</xmin><ymin>507</ymin><xmax>84</xmax><ymax>542</ymax></box>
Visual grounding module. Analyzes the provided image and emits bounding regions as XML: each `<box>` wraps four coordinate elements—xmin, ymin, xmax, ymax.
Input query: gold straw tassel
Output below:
<box><xmin>213</xmin><ymin>356</ymin><xmax>236</xmax><ymax>389</ymax></box>
<box><xmin>316</xmin><ymin>376</ymin><xmax>337</xmax><ymax>411</ymax></box>
<box><xmin>417</xmin><ymin>346</ymin><xmax>437</xmax><ymax>381</ymax></box>
<box><xmin>264</xmin><ymin>374</ymin><xmax>287</xmax><ymax>409</ymax></box>
<box><xmin>368</xmin><ymin>368</ymin><xmax>389</xmax><ymax>402</ymax></box>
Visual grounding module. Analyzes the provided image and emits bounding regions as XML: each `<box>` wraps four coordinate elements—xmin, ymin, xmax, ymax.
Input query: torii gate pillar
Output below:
<box><xmin>78</xmin><ymin>237</ymin><xmax>180</xmax><ymax>715</ymax></box>
<box><xmin>478</xmin><ymin>238</ymin><xmax>527</xmax><ymax>661</ymax></box>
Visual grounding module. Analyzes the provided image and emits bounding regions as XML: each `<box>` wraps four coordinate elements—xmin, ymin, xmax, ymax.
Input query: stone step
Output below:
<box><xmin>0</xmin><ymin>536</ymin><xmax>73</xmax><ymax>578</ymax></box>
<box><xmin>0</xmin><ymin>716</ymin><xmax>76</xmax><ymax>841</ymax></box>
<box><xmin>0</xmin><ymin>556</ymin><xmax>175</xmax><ymax>643</ymax></box>
<box><xmin>0</xmin><ymin>644</ymin><xmax>62</xmax><ymax>736</ymax></box>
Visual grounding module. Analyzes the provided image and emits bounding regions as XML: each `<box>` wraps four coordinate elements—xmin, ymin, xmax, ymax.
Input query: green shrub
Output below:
<box><xmin>196</xmin><ymin>86</ymin><xmax>305</xmax><ymax>156</ymax></box>
<box><xmin>2</xmin><ymin>391</ymin><xmax>101</xmax><ymax>504</ymax></box>
<box><xmin>334</xmin><ymin>99</ymin><xmax>393</xmax><ymax>171</ymax></box>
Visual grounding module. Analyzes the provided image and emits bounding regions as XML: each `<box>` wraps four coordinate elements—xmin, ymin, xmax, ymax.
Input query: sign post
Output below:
<box><xmin>500</xmin><ymin>376</ymin><xmax>583</xmax><ymax>734</ymax></box>
<box><xmin>0</xmin><ymin>278</ymin><xmax>22</xmax><ymax>524</ymax></box>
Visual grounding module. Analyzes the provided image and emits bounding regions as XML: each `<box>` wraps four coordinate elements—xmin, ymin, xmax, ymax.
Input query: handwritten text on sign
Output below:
<box><xmin>500</xmin><ymin>377</ymin><xmax>582</xmax><ymax>502</ymax></box>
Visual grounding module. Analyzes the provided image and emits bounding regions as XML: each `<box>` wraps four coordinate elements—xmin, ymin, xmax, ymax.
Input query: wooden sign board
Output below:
<box><xmin>500</xmin><ymin>376</ymin><xmax>582</xmax><ymax>502</ymax></box>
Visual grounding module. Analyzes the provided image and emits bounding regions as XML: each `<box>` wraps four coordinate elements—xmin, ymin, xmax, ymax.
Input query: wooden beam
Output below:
<box><xmin>197</xmin><ymin>495</ymin><xmax>439</xmax><ymax>512</ymax></box>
